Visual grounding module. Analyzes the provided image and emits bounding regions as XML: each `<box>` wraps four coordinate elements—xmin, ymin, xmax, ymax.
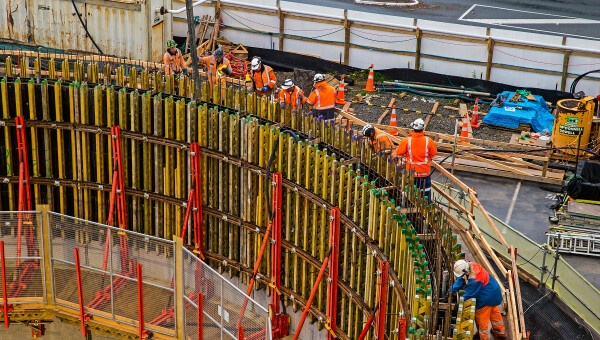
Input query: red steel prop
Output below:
<box><xmin>181</xmin><ymin>142</ymin><xmax>204</xmax><ymax>258</ymax></box>
<box><xmin>326</xmin><ymin>207</ymin><xmax>341</xmax><ymax>339</ymax></box>
<box><xmin>74</xmin><ymin>247</ymin><xmax>91</xmax><ymax>337</ymax></box>
<box><xmin>0</xmin><ymin>241</ymin><xmax>13</xmax><ymax>328</ymax></box>
<box><xmin>236</xmin><ymin>173</ymin><xmax>282</xmax><ymax>331</ymax></box>
<box><xmin>293</xmin><ymin>247</ymin><xmax>332</xmax><ymax>340</ymax></box>
<box><xmin>357</xmin><ymin>302</ymin><xmax>380</xmax><ymax>340</ymax></box>
<box><xmin>137</xmin><ymin>263</ymin><xmax>150</xmax><ymax>339</ymax></box>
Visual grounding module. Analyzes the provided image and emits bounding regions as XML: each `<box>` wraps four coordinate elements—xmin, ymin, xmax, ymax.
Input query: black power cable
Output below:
<box><xmin>570</xmin><ymin>69</ymin><xmax>600</xmax><ymax>94</ymax></box>
<box><xmin>71</xmin><ymin>0</ymin><xmax>104</xmax><ymax>55</ymax></box>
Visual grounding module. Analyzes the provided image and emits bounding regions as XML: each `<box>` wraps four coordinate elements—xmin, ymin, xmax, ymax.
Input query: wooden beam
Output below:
<box><xmin>424</xmin><ymin>101</ymin><xmax>439</xmax><ymax>129</ymax></box>
<box><xmin>415</xmin><ymin>28</ymin><xmax>422</xmax><ymax>70</ymax></box>
<box><xmin>376</xmin><ymin>98</ymin><xmax>396</xmax><ymax>124</ymax></box>
<box><xmin>344</xmin><ymin>10</ymin><xmax>351</xmax><ymax>65</ymax></box>
<box><xmin>561</xmin><ymin>50</ymin><xmax>572</xmax><ymax>92</ymax></box>
<box><xmin>278</xmin><ymin>2</ymin><xmax>284</xmax><ymax>51</ymax></box>
<box><xmin>485</xmin><ymin>37</ymin><xmax>495</xmax><ymax>81</ymax></box>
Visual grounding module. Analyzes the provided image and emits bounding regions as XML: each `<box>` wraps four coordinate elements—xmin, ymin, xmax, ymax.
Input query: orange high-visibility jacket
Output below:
<box><xmin>394</xmin><ymin>131</ymin><xmax>438</xmax><ymax>176</ymax></box>
<box><xmin>306</xmin><ymin>81</ymin><xmax>336</xmax><ymax>110</ymax></box>
<box><xmin>278</xmin><ymin>86</ymin><xmax>306</xmax><ymax>110</ymax></box>
<box><xmin>163</xmin><ymin>49</ymin><xmax>185</xmax><ymax>75</ymax></box>
<box><xmin>200</xmin><ymin>55</ymin><xmax>231</xmax><ymax>83</ymax></box>
<box><xmin>252</xmin><ymin>65</ymin><xmax>277</xmax><ymax>95</ymax></box>
<box><xmin>369</xmin><ymin>129</ymin><xmax>394</xmax><ymax>153</ymax></box>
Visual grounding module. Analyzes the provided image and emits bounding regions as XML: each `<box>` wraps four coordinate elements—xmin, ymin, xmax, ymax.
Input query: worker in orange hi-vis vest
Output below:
<box><xmin>199</xmin><ymin>46</ymin><xmax>231</xmax><ymax>99</ymax></box>
<box><xmin>163</xmin><ymin>40</ymin><xmax>188</xmax><ymax>76</ymax></box>
<box><xmin>362</xmin><ymin>124</ymin><xmax>394</xmax><ymax>155</ymax></box>
<box><xmin>250</xmin><ymin>57</ymin><xmax>277</xmax><ymax>96</ymax></box>
<box><xmin>278</xmin><ymin>79</ymin><xmax>306</xmax><ymax>113</ymax></box>
<box><xmin>394</xmin><ymin>118</ymin><xmax>438</xmax><ymax>202</ymax></box>
<box><xmin>306</xmin><ymin>74</ymin><xmax>336</xmax><ymax>120</ymax></box>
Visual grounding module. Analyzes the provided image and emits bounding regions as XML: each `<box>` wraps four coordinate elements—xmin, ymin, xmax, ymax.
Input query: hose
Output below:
<box><xmin>265</xmin><ymin>129</ymin><xmax>300</xmax><ymax>221</ymax></box>
<box><xmin>70</xmin><ymin>0</ymin><xmax>104</xmax><ymax>54</ymax></box>
<box><xmin>377</xmin><ymin>84</ymin><xmax>493</xmax><ymax>104</ymax></box>
<box><xmin>570</xmin><ymin>69</ymin><xmax>600</xmax><ymax>94</ymax></box>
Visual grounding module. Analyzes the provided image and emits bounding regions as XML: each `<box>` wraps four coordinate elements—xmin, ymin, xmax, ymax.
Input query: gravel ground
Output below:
<box><xmin>274</xmin><ymin>71</ymin><xmax>515</xmax><ymax>143</ymax></box>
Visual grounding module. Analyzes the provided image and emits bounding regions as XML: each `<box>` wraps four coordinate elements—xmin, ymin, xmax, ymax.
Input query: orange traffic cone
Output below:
<box><xmin>336</xmin><ymin>75</ymin><xmax>346</xmax><ymax>104</ymax></box>
<box><xmin>460</xmin><ymin>111</ymin><xmax>470</xmax><ymax>142</ymax></box>
<box><xmin>470</xmin><ymin>98</ymin><xmax>480</xmax><ymax>128</ymax></box>
<box><xmin>363</xmin><ymin>64</ymin><xmax>376</xmax><ymax>92</ymax></box>
<box><xmin>389</xmin><ymin>105</ymin><xmax>398</xmax><ymax>136</ymax></box>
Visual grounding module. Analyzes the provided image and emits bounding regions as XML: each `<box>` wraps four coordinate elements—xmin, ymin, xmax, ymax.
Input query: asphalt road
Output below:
<box><xmin>454</xmin><ymin>171</ymin><xmax>600</xmax><ymax>289</ymax></box>
<box><xmin>288</xmin><ymin>0</ymin><xmax>600</xmax><ymax>40</ymax></box>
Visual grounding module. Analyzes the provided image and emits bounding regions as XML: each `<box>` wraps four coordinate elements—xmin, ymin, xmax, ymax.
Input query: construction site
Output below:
<box><xmin>0</xmin><ymin>0</ymin><xmax>599</xmax><ymax>339</ymax></box>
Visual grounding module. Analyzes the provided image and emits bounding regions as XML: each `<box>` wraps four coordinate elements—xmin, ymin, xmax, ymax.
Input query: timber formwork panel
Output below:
<box><xmin>0</xmin><ymin>56</ymin><xmax>470</xmax><ymax>339</ymax></box>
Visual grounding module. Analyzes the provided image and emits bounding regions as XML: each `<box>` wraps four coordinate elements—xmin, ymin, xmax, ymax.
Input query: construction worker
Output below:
<box><xmin>163</xmin><ymin>40</ymin><xmax>187</xmax><ymax>76</ymax></box>
<box><xmin>452</xmin><ymin>260</ymin><xmax>506</xmax><ymax>339</ymax></box>
<box><xmin>279</xmin><ymin>79</ymin><xmax>306</xmax><ymax>112</ymax></box>
<box><xmin>306</xmin><ymin>74</ymin><xmax>336</xmax><ymax>120</ymax></box>
<box><xmin>362</xmin><ymin>124</ymin><xmax>394</xmax><ymax>154</ymax></box>
<box><xmin>393</xmin><ymin>118</ymin><xmax>437</xmax><ymax>202</ymax></box>
<box><xmin>199</xmin><ymin>46</ymin><xmax>231</xmax><ymax>98</ymax></box>
<box><xmin>250</xmin><ymin>57</ymin><xmax>277</xmax><ymax>96</ymax></box>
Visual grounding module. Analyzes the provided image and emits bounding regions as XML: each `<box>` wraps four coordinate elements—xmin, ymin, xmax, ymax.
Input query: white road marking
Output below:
<box><xmin>505</xmin><ymin>180</ymin><xmax>522</xmax><ymax>225</ymax></box>
<box><xmin>458</xmin><ymin>4</ymin><xmax>600</xmax><ymax>41</ymax></box>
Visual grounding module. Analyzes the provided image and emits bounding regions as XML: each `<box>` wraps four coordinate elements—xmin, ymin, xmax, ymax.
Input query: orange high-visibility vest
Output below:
<box><xmin>307</xmin><ymin>81</ymin><xmax>335</xmax><ymax>110</ymax></box>
<box><xmin>200</xmin><ymin>55</ymin><xmax>231</xmax><ymax>83</ymax></box>
<box><xmin>252</xmin><ymin>65</ymin><xmax>277</xmax><ymax>95</ymax></box>
<box><xmin>163</xmin><ymin>49</ymin><xmax>185</xmax><ymax>75</ymax></box>
<box><xmin>369</xmin><ymin>129</ymin><xmax>394</xmax><ymax>153</ymax></box>
<box><xmin>394</xmin><ymin>131</ymin><xmax>438</xmax><ymax>176</ymax></box>
<box><xmin>278</xmin><ymin>86</ymin><xmax>306</xmax><ymax>110</ymax></box>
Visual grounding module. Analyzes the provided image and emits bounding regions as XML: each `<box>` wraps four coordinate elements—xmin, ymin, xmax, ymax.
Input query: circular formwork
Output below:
<box><xmin>0</xmin><ymin>56</ymin><xmax>467</xmax><ymax>339</ymax></box>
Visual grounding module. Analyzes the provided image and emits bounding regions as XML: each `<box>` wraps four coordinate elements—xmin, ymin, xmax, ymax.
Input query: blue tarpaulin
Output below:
<box><xmin>483</xmin><ymin>91</ymin><xmax>554</xmax><ymax>133</ymax></box>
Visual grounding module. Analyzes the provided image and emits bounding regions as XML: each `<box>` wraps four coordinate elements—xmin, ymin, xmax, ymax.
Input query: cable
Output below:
<box><xmin>70</xmin><ymin>0</ymin><xmax>104</xmax><ymax>55</ymax></box>
<box><xmin>569</xmin><ymin>69</ymin><xmax>600</xmax><ymax>93</ymax></box>
<box><xmin>265</xmin><ymin>129</ymin><xmax>299</xmax><ymax>221</ymax></box>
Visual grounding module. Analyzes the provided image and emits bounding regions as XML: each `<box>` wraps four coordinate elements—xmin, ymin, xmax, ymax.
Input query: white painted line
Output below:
<box><xmin>505</xmin><ymin>180</ymin><xmax>522</xmax><ymax>225</ymax></box>
<box><xmin>458</xmin><ymin>3</ymin><xmax>477</xmax><ymax>22</ymax></box>
<box><xmin>355</xmin><ymin>0</ymin><xmax>419</xmax><ymax>6</ymax></box>
<box><xmin>465</xmin><ymin>4</ymin><xmax>584</xmax><ymax>19</ymax></box>
<box><xmin>465</xmin><ymin>18</ymin><xmax>600</xmax><ymax>25</ymax></box>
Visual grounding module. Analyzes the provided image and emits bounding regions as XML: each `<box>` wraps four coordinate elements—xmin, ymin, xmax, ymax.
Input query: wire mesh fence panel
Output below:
<box><xmin>183</xmin><ymin>248</ymin><xmax>223</xmax><ymax>337</ymax></box>
<box><xmin>223</xmin><ymin>279</ymin><xmax>267</xmax><ymax>339</ymax></box>
<box><xmin>182</xmin><ymin>248</ymin><xmax>268</xmax><ymax>339</ymax></box>
<box><xmin>0</xmin><ymin>211</ymin><xmax>44</xmax><ymax>303</ymax></box>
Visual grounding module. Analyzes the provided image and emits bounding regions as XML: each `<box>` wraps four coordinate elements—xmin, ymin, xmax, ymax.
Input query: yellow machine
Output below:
<box><xmin>552</xmin><ymin>97</ymin><xmax>596</xmax><ymax>155</ymax></box>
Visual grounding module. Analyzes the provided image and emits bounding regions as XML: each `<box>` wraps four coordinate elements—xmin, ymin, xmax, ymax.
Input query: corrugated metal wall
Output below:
<box><xmin>0</xmin><ymin>0</ymin><xmax>171</xmax><ymax>62</ymax></box>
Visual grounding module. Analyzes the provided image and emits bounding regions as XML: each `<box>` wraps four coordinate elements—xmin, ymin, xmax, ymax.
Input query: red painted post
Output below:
<box><xmin>198</xmin><ymin>292</ymin><xmax>203</xmax><ymax>340</ymax></box>
<box><xmin>191</xmin><ymin>143</ymin><xmax>204</xmax><ymax>257</ymax></box>
<box><xmin>15</xmin><ymin>116</ymin><xmax>31</xmax><ymax>211</ymax></box>
<box><xmin>137</xmin><ymin>263</ymin><xmax>149</xmax><ymax>339</ymax></box>
<box><xmin>238</xmin><ymin>325</ymin><xmax>244</xmax><ymax>339</ymax></box>
<box><xmin>16</xmin><ymin>163</ymin><xmax>24</xmax><ymax>268</ymax></box>
<box><xmin>74</xmin><ymin>247</ymin><xmax>90</xmax><ymax>337</ymax></box>
<box><xmin>326</xmin><ymin>207</ymin><xmax>340</xmax><ymax>340</ymax></box>
<box><xmin>0</xmin><ymin>241</ymin><xmax>13</xmax><ymax>328</ymax></box>
<box><xmin>358</xmin><ymin>304</ymin><xmax>379</xmax><ymax>340</ymax></box>
<box><xmin>270</xmin><ymin>173</ymin><xmax>285</xmax><ymax>337</ymax></box>
<box><xmin>181</xmin><ymin>189</ymin><xmax>196</xmax><ymax>241</ymax></box>
<box><xmin>375</xmin><ymin>261</ymin><xmax>389</xmax><ymax>340</ymax></box>
<box><xmin>397</xmin><ymin>316</ymin><xmax>406</xmax><ymax>339</ymax></box>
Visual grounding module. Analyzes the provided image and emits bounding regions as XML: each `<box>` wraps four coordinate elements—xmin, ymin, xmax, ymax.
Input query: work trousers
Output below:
<box><xmin>414</xmin><ymin>175</ymin><xmax>432</xmax><ymax>203</ymax></box>
<box><xmin>312</xmin><ymin>108</ymin><xmax>336</xmax><ymax>120</ymax></box>
<box><xmin>475</xmin><ymin>305</ymin><xmax>506</xmax><ymax>339</ymax></box>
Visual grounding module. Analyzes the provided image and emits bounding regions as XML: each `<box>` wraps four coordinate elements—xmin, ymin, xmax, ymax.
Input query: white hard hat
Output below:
<box><xmin>251</xmin><ymin>57</ymin><xmax>262</xmax><ymax>71</ymax></box>
<box><xmin>362</xmin><ymin>124</ymin><xmax>375</xmax><ymax>137</ymax></box>
<box><xmin>454</xmin><ymin>259</ymin><xmax>470</xmax><ymax>278</ymax></box>
<box><xmin>313</xmin><ymin>73</ymin><xmax>325</xmax><ymax>84</ymax></box>
<box><xmin>282</xmin><ymin>79</ymin><xmax>294</xmax><ymax>90</ymax></box>
<box><xmin>411</xmin><ymin>118</ymin><xmax>425</xmax><ymax>131</ymax></box>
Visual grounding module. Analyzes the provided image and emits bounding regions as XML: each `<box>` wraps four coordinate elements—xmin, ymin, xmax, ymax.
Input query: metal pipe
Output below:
<box><xmin>551</xmin><ymin>236</ymin><xmax>561</xmax><ymax>290</ymax></box>
<box><xmin>198</xmin><ymin>293</ymin><xmax>204</xmax><ymax>340</ymax></box>
<box><xmin>159</xmin><ymin>0</ymin><xmax>211</xmax><ymax>14</ymax></box>
<box><xmin>293</xmin><ymin>247</ymin><xmax>332</xmax><ymax>340</ymax></box>
<box><xmin>137</xmin><ymin>263</ymin><xmax>147</xmax><ymax>339</ymax></box>
<box><xmin>382</xmin><ymin>81</ymin><xmax>492</xmax><ymax>97</ymax></box>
